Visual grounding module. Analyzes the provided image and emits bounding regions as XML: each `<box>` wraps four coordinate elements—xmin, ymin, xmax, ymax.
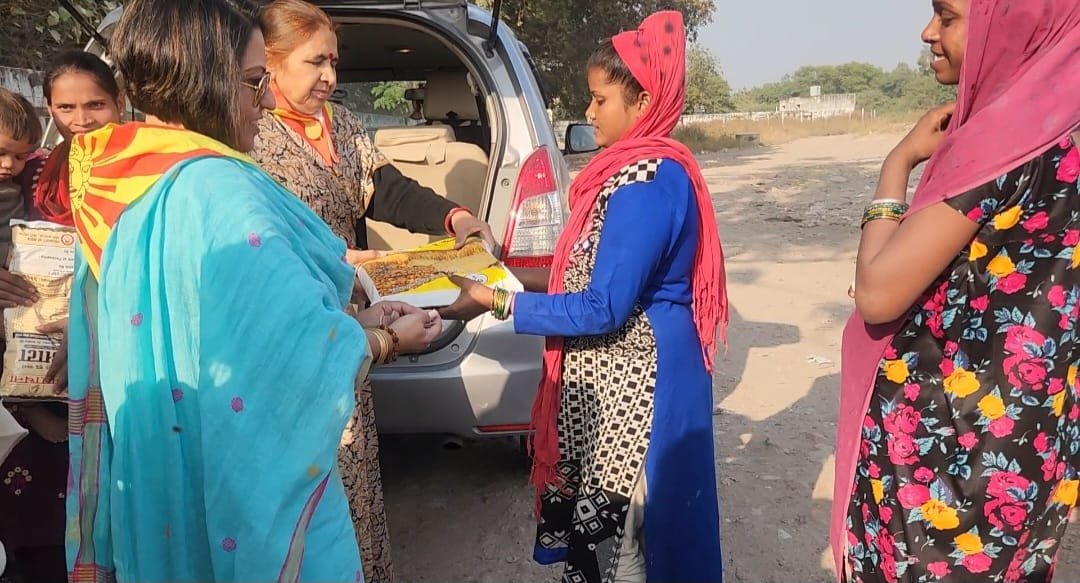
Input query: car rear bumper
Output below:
<box><xmin>368</xmin><ymin>319</ymin><xmax>543</xmax><ymax>438</ymax></box>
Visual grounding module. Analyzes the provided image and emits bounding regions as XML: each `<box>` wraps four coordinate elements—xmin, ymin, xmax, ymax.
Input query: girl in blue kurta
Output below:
<box><xmin>444</xmin><ymin>11</ymin><xmax>728</xmax><ymax>583</ymax></box>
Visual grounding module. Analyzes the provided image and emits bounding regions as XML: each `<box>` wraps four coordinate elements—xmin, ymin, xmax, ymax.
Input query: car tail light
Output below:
<box><xmin>501</xmin><ymin>146</ymin><xmax>563</xmax><ymax>268</ymax></box>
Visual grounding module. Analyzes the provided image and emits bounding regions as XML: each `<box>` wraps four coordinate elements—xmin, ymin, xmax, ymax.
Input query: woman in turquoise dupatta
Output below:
<box><xmin>61</xmin><ymin>1</ymin><xmax>440</xmax><ymax>580</ymax></box>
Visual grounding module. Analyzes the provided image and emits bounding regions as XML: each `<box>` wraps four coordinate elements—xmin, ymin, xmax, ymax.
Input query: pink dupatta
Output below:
<box><xmin>831</xmin><ymin>0</ymin><xmax>1080</xmax><ymax>577</ymax></box>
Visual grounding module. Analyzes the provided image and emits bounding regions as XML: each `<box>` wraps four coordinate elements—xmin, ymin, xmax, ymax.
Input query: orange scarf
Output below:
<box><xmin>269</xmin><ymin>82</ymin><xmax>339</xmax><ymax>166</ymax></box>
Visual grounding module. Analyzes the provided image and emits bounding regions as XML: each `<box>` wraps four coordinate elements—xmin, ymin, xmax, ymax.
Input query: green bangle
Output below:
<box><xmin>862</xmin><ymin>200</ymin><xmax>909</xmax><ymax>228</ymax></box>
<box><xmin>491</xmin><ymin>288</ymin><xmax>514</xmax><ymax>320</ymax></box>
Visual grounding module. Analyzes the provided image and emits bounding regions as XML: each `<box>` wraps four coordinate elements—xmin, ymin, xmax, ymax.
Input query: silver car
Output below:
<box><xmin>67</xmin><ymin>0</ymin><xmax>594</xmax><ymax>441</ymax></box>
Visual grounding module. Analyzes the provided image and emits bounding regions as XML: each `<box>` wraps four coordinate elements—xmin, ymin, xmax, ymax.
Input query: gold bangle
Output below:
<box><xmin>370</xmin><ymin>329</ymin><xmax>387</xmax><ymax>364</ymax></box>
<box><xmin>379</xmin><ymin>326</ymin><xmax>400</xmax><ymax>363</ymax></box>
<box><xmin>506</xmin><ymin>291</ymin><xmax>516</xmax><ymax>319</ymax></box>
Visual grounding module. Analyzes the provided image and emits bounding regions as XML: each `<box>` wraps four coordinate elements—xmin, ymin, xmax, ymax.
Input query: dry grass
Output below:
<box><xmin>673</xmin><ymin>112</ymin><xmax>921</xmax><ymax>152</ymax></box>
<box><xmin>671</xmin><ymin>124</ymin><xmax>743</xmax><ymax>152</ymax></box>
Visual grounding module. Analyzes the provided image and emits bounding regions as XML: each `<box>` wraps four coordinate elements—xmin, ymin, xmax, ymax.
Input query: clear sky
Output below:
<box><xmin>700</xmin><ymin>1</ymin><xmax>934</xmax><ymax>89</ymax></box>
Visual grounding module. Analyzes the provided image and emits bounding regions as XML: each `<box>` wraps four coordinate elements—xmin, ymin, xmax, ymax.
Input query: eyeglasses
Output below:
<box><xmin>240</xmin><ymin>71</ymin><xmax>271</xmax><ymax>108</ymax></box>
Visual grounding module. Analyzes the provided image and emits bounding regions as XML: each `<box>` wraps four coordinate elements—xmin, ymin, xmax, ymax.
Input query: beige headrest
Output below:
<box><xmin>423</xmin><ymin>71</ymin><xmax>480</xmax><ymax>121</ymax></box>
<box><xmin>374</xmin><ymin>125</ymin><xmax>455</xmax><ymax>148</ymax></box>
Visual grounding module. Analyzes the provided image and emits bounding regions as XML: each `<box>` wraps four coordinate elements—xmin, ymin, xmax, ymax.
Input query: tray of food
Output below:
<box><xmin>356</xmin><ymin>237</ymin><xmax>522</xmax><ymax>308</ymax></box>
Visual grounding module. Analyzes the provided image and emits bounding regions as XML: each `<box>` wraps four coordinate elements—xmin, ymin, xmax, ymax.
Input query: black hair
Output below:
<box><xmin>110</xmin><ymin>0</ymin><xmax>259</xmax><ymax>148</ymax></box>
<box><xmin>43</xmin><ymin>51</ymin><xmax>121</xmax><ymax>105</ymax></box>
<box><xmin>586</xmin><ymin>40</ymin><xmax>645</xmax><ymax>104</ymax></box>
<box><xmin>0</xmin><ymin>89</ymin><xmax>42</xmax><ymax>146</ymax></box>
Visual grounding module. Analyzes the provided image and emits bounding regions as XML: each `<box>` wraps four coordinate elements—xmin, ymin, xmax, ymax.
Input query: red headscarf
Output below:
<box><xmin>832</xmin><ymin>0</ymin><xmax>1080</xmax><ymax>576</ymax></box>
<box><xmin>528</xmin><ymin>10</ymin><xmax>728</xmax><ymax>500</ymax></box>
<box><xmin>33</xmin><ymin>142</ymin><xmax>75</xmax><ymax>227</ymax></box>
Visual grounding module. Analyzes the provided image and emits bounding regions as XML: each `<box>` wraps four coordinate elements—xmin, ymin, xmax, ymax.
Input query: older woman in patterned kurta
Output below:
<box><xmin>249</xmin><ymin>2</ymin><xmax>494</xmax><ymax>581</ymax></box>
<box><xmin>835</xmin><ymin>1</ymin><xmax>1080</xmax><ymax>581</ymax></box>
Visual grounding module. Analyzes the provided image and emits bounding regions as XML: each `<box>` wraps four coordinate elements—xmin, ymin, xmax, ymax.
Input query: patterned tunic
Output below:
<box><xmin>251</xmin><ymin>106</ymin><xmax>394</xmax><ymax>583</ymax></box>
<box><xmin>847</xmin><ymin>138</ymin><xmax>1080</xmax><ymax>582</ymax></box>
<box><xmin>514</xmin><ymin>159</ymin><xmax>723</xmax><ymax>583</ymax></box>
<box><xmin>253</xmin><ymin>104</ymin><xmax>386</xmax><ymax>249</ymax></box>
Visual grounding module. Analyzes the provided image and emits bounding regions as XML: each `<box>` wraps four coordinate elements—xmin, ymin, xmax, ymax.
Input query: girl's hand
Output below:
<box><xmin>439</xmin><ymin>274</ymin><xmax>494</xmax><ymax>322</ymax></box>
<box><xmin>0</xmin><ymin>268</ymin><xmax>37</xmax><ymax>308</ymax></box>
<box><xmin>893</xmin><ymin>102</ymin><xmax>956</xmax><ymax>168</ymax></box>
<box><xmin>39</xmin><ymin>319</ymin><xmax>68</xmax><ymax>394</ymax></box>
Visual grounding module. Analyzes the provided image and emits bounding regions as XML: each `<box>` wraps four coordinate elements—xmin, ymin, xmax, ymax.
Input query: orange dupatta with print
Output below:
<box><xmin>69</xmin><ymin>123</ymin><xmax>251</xmax><ymax>280</ymax></box>
<box><xmin>268</xmin><ymin>83</ymin><xmax>339</xmax><ymax>166</ymax></box>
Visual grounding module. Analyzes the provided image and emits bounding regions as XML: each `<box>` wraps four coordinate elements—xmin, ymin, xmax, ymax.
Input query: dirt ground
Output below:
<box><xmin>378</xmin><ymin>133</ymin><xmax>1080</xmax><ymax>582</ymax></box>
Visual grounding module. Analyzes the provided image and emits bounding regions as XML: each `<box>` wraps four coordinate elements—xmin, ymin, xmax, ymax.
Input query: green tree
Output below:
<box><xmin>370</xmin><ymin>82</ymin><xmax>410</xmax><ymax>114</ymax></box>
<box><xmin>0</xmin><ymin>0</ymin><xmax>120</xmax><ymax>69</ymax></box>
<box><xmin>685</xmin><ymin>45</ymin><xmax>734</xmax><ymax>114</ymax></box>
<box><xmin>730</xmin><ymin>55</ymin><xmax>957</xmax><ymax>115</ymax></box>
<box><xmin>476</xmin><ymin>0</ymin><xmax>715</xmax><ymax>118</ymax></box>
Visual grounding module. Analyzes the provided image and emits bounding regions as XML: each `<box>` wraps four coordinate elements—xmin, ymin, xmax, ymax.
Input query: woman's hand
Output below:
<box><xmin>388</xmin><ymin>309</ymin><xmax>443</xmax><ymax>354</ymax></box>
<box><xmin>892</xmin><ymin>102</ymin><xmax>956</xmax><ymax>168</ymax></box>
<box><xmin>357</xmin><ymin>301</ymin><xmax>422</xmax><ymax>328</ymax></box>
<box><xmin>22</xmin><ymin>405</ymin><xmax>67</xmax><ymax>444</ymax></box>
<box><xmin>450</xmin><ymin>212</ymin><xmax>496</xmax><ymax>250</ymax></box>
<box><xmin>0</xmin><ymin>268</ymin><xmax>37</xmax><ymax>308</ymax></box>
<box><xmin>345</xmin><ymin>248</ymin><xmax>385</xmax><ymax>267</ymax></box>
<box><xmin>350</xmin><ymin>277</ymin><xmax>369</xmax><ymax>307</ymax></box>
<box><xmin>39</xmin><ymin>319</ymin><xmax>68</xmax><ymax>394</ymax></box>
<box><xmin>438</xmin><ymin>274</ymin><xmax>495</xmax><ymax>322</ymax></box>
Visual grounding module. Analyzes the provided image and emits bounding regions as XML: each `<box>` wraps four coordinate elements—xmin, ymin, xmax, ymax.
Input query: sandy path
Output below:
<box><xmin>379</xmin><ymin>133</ymin><xmax>1080</xmax><ymax>582</ymax></box>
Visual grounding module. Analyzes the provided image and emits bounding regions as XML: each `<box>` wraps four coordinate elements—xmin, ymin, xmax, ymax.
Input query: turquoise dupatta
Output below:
<box><xmin>66</xmin><ymin>155</ymin><xmax>368</xmax><ymax>582</ymax></box>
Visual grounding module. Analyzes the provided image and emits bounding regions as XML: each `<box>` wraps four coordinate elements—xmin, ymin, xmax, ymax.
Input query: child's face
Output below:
<box><xmin>0</xmin><ymin>133</ymin><xmax>34</xmax><ymax>183</ymax></box>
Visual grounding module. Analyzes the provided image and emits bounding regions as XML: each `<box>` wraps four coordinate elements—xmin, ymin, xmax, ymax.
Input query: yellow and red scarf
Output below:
<box><xmin>268</xmin><ymin>82</ymin><xmax>339</xmax><ymax>166</ymax></box>
<box><xmin>69</xmin><ymin>122</ymin><xmax>250</xmax><ymax>279</ymax></box>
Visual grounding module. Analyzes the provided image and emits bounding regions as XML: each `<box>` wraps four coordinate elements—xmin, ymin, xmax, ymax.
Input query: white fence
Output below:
<box><xmin>778</xmin><ymin>93</ymin><xmax>858</xmax><ymax>117</ymax></box>
<box><xmin>554</xmin><ymin>104</ymin><xmax>877</xmax><ymax>147</ymax></box>
<box><xmin>0</xmin><ymin>66</ymin><xmax>49</xmax><ymax>127</ymax></box>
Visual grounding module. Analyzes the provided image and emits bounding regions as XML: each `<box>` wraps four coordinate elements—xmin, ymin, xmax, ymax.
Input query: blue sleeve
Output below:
<box><xmin>513</xmin><ymin>161</ymin><xmax>690</xmax><ymax>337</ymax></box>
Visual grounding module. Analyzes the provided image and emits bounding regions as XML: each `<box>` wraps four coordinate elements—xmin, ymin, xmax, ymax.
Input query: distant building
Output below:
<box><xmin>778</xmin><ymin>90</ymin><xmax>857</xmax><ymax>119</ymax></box>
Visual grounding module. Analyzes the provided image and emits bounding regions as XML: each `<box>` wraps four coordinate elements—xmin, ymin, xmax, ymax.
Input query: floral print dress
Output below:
<box><xmin>847</xmin><ymin>137</ymin><xmax>1080</xmax><ymax>583</ymax></box>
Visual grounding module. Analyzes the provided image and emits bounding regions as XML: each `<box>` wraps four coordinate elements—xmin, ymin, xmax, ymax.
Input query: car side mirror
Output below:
<box><xmin>564</xmin><ymin>123</ymin><xmax>599</xmax><ymax>155</ymax></box>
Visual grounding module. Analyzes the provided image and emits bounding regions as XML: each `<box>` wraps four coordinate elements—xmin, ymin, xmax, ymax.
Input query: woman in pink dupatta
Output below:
<box><xmin>833</xmin><ymin>0</ymin><xmax>1080</xmax><ymax>581</ymax></box>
